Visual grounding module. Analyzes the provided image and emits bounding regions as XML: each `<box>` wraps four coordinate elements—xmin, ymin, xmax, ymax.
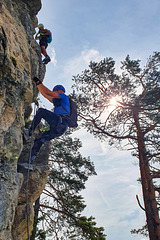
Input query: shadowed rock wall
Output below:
<box><xmin>0</xmin><ymin>1</ymin><xmax>49</xmax><ymax>239</ymax></box>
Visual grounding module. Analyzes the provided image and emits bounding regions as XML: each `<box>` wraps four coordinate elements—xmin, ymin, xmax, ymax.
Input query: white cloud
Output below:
<box><xmin>51</xmin><ymin>47</ymin><xmax>57</xmax><ymax>66</ymax></box>
<box><xmin>61</xmin><ymin>48</ymin><xmax>104</xmax><ymax>82</ymax></box>
<box><xmin>81</xmin><ymin>49</ymin><xmax>104</xmax><ymax>65</ymax></box>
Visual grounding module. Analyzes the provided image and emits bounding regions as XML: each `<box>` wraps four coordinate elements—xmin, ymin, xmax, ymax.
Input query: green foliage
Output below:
<box><xmin>131</xmin><ymin>224</ymin><xmax>148</xmax><ymax>237</ymax></box>
<box><xmin>72</xmin><ymin>52</ymin><xmax>160</xmax><ymax>150</ymax></box>
<box><xmin>49</xmin><ymin>134</ymin><xmax>96</xmax><ymax>190</ymax></box>
<box><xmin>31</xmin><ymin>213</ymin><xmax>47</xmax><ymax>240</ymax></box>
<box><xmin>71</xmin><ymin>52</ymin><xmax>160</xmax><ymax>237</ymax></box>
<box><xmin>35</xmin><ymin>133</ymin><xmax>106</xmax><ymax>240</ymax></box>
<box><xmin>121</xmin><ymin>54</ymin><xmax>141</xmax><ymax>76</ymax></box>
<box><xmin>75</xmin><ymin>216</ymin><xmax>105</xmax><ymax>240</ymax></box>
<box><xmin>36</xmin><ymin>229</ymin><xmax>46</xmax><ymax>240</ymax></box>
<box><xmin>39</xmin><ymin>122</ymin><xmax>50</xmax><ymax>132</ymax></box>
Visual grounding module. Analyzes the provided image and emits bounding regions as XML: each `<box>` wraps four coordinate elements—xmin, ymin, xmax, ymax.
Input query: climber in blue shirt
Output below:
<box><xmin>21</xmin><ymin>77</ymin><xmax>70</xmax><ymax>170</ymax></box>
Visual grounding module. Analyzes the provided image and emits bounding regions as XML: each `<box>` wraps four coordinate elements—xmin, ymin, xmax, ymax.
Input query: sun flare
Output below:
<box><xmin>109</xmin><ymin>96</ymin><xmax>120</xmax><ymax>108</ymax></box>
<box><xmin>100</xmin><ymin>95</ymin><xmax>121</xmax><ymax>122</ymax></box>
<box><xmin>109</xmin><ymin>96</ymin><xmax>118</xmax><ymax>107</ymax></box>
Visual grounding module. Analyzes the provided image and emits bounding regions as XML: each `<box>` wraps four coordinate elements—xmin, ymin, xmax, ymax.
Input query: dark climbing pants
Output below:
<box><xmin>30</xmin><ymin>108</ymin><xmax>68</xmax><ymax>162</ymax></box>
<box><xmin>40</xmin><ymin>39</ymin><xmax>48</xmax><ymax>49</ymax></box>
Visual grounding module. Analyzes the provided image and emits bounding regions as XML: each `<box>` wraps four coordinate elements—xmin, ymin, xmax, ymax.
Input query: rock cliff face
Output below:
<box><xmin>0</xmin><ymin>0</ymin><xmax>49</xmax><ymax>239</ymax></box>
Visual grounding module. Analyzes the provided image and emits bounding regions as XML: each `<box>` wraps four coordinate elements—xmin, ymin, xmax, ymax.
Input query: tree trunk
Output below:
<box><xmin>133</xmin><ymin>109</ymin><xmax>160</xmax><ymax>240</ymax></box>
<box><xmin>30</xmin><ymin>197</ymin><xmax>40</xmax><ymax>240</ymax></box>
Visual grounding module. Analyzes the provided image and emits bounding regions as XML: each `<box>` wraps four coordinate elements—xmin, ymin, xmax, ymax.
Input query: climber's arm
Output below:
<box><xmin>37</xmin><ymin>83</ymin><xmax>59</xmax><ymax>103</ymax></box>
<box><xmin>44</xmin><ymin>29</ymin><xmax>51</xmax><ymax>35</ymax></box>
<box><xmin>35</xmin><ymin>32</ymin><xmax>40</xmax><ymax>40</ymax></box>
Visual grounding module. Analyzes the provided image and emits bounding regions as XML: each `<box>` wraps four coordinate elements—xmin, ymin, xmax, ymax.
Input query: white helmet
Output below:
<box><xmin>38</xmin><ymin>23</ymin><xmax>44</xmax><ymax>29</ymax></box>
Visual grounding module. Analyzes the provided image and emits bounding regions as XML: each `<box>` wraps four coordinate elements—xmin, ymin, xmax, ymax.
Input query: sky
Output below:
<box><xmin>36</xmin><ymin>0</ymin><xmax>160</xmax><ymax>239</ymax></box>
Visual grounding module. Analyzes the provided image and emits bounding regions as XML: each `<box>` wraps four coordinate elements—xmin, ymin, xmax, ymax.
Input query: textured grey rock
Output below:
<box><xmin>0</xmin><ymin>0</ymin><xmax>48</xmax><ymax>239</ymax></box>
<box><xmin>12</xmin><ymin>142</ymin><xmax>50</xmax><ymax>240</ymax></box>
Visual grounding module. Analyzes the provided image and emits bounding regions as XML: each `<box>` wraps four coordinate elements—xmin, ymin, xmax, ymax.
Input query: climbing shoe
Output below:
<box><xmin>43</xmin><ymin>55</ymin><xmax>51</xmax><ymax>65</ymax></box>
<box><xmin>18</xmin><ymin>162</ymin><xmax>33</xmax><ymax>171</ymax></box>
<box><xmin>23</xmin><ymin>128</ymin><xmax>31</xmax><ymax>141</ymax></box>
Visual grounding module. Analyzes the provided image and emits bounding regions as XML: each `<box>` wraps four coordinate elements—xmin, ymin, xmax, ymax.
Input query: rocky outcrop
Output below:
<box><xmin>0</xmin><ymin>0</ymin><xmax>48</xmax><ymax>239</ymax></box>
<box><xmin>13</xmin><ymin>141</ymin><xmax>50</xmax><ymax>240</ymax></box>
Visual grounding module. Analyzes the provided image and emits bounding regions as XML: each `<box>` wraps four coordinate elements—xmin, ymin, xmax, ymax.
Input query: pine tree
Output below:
<box><xmin>32</xmin><ymin>133</ymin><xmax>106</xmax><ymax>240</ymax></box>
<box><xmin>72</xmin><ymin>52</ymin><xmax>160</xmax><ymax>240</ymax></box>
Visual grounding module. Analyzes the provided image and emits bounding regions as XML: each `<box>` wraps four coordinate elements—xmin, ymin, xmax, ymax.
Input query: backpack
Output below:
<box><xmin>68</xmin><ymin>98</ymin><xmax>78</xmax><ymax>128</ymax></box>
<box><xmin>47</xmin><ymin>31</ymin><xmax>52</xmax><ymax>43</ymax></box>
<box><xmin>53</xmin><ymin>96</ymin><xmax>78</xmax><ymax>128</ymax></box>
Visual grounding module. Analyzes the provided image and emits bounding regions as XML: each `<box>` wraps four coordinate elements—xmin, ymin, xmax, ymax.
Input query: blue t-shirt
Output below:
<box><xmin>53</xmin><ymin>93</ymin><xmax>70</xmax><ymax>115</ymax></box>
